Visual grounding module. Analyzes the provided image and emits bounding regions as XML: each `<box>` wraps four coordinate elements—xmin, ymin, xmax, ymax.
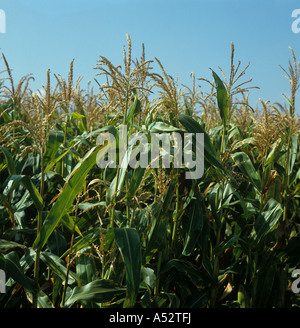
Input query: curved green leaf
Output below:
<box><xmin>64</xmin><ymin>280</ymin><xmax>126</xmax><ymax>308</ymax></box>
<box><xmin>113</xmin><ymin>228</ymin><xmax>141</xmax><ymax>307</ymax></box>
<box><xmin>0</xmin><ymin>146</ymin><xmax>16</xmax><ymax>175</ymax></box>
<box><xmin>211</xmin><ymin>69</ymin><xmax>228</xmax><ymax>125</ymax></box>
<box><xmin>232</xmin><ymin>151</ymin><xmax>261</xmax><ymax>191</ymax></box>
<box><xmin>178</xmin><ymin>114</ymin><xmax>227</xmax><ymax>174</ymax></box>
<box><xmin>253</xmin><ymin>198</ymin><xmax>283</xmax><ymax>242</ymax></box>
<box><xmin>182</xmin><ymin>191</ymin><xmax>204</xmax><ymax>256</ymax></box>
<box><xmin>4</xmin><ymin>251</ymin><xmax>34</xmax><ymax>292</ymax></box>
<box><xmin>33</xmin><ymin>147</ymin><xmax>100</xmax><ymax>250</ymax></box>
<box><xmin>0</xmin><ymin>174</ymin><xmax>43</xmax><ymax>211</ymax></box>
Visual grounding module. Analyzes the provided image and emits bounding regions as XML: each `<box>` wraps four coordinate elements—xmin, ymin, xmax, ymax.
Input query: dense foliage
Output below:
<box><xmin>0</xmin><ymin>36</ymin><xmax>299</xmax><ymax>308</ymax></box>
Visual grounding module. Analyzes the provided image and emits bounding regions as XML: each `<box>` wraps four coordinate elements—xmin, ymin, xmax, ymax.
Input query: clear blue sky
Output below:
<box><xmin>1</xmin><ymin>0</ymin><xmax>300</xmax><ymax>112</ymax></box>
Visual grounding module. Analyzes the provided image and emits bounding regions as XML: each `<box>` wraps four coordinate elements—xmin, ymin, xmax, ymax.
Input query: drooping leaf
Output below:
<box><xmin>129</xmin><ymin>166</ymin><xmax>146</xmax><ymax>197</ymax></box>
<box><xmin>232</xmin><ymin>151</ymin><xmax>261</xmax><ymax>191</ymax></box>
<box><xmin>113</xmin><ymin>227</ymin><xmax>141</xmax><ymax>307</ymax></box>
<box><xmin>64</xmin><ymin>280</ymin><xmax>126</xmax><ymax>308</ymax></box>
<box><xmin>43</xmin><ymin>130</ymin><xmax>64</xmax><ymax>165</ymax></box>
<box><xmin>33</xmin><ymin>147</ymin><xmax>100</xmax><ymax>250</ymax></box>
<box><xmin>0</xmin><ymin>175</ymin><xmax>43</xmax><ymax>211</ymax></box>
<box><xmin>76</xmin><ymin>247</ymin><xmax>98</xmax><ymax>287</ymax></box>
<box><xmin>148</xmin><ymin>121</ymin><xmax>181</xmax><ymax>133</ymax></box>
<box><xmin>4</xmin><ymin>251</ymin><xmax>34</xmax><ymax>292</ymax></box>
<box><xmin>178</xmin><ymin>114</ymin><xmax>227</xmax><ymax>174</ymax></box>
<box><xmin>125</xmin><ymin>95</ymin><xmax>141</xmax><ymax>124</ymax></box>
<box><xmin>143</xmin><ymin>203</ymin><xmax>168</xmax><ymax>265</ymax></box>
<box><xmin>106</xmin><ymin>143</ymin><xmax>133</xmax><ymax>204</ymax></box>
<box><xmin>252</xmin><ymin>198</ymin><xmax>283</xmax><ymax>242</ymax></box>
<box><xmin>40</xmin><ymin>251</ymin><xmax>77</xmax><ymax>284</ymax></box>
<box><xmin>0</xmin><ymin>146</ymin><xmax>16</xmax><ymax>175</ymax></box>
<box><xmin>0</xmin><ymin>239</ymin><xmax>26</xmax><ymax>253</ymax></box>
<box><xmin>182</xmin><ymin>191</ymin><xmax>204</xmax><ymax>256</ymax></box>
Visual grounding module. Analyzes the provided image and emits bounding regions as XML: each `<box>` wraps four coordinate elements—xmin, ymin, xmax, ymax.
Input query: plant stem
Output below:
<box><xmin>283</xmin><ymin>134</ymin><xmax>291</xmax><ymax>223</ymax></box>
<box><xmin>110</xmin><ymin>166</ymin><xmax>120</xmax><ymax>227</ymax></box>
<box><xmin>125</xmin><ymin>171</ymin><xmax>130</xmax><ymax>220</ymax></box>
<box><xmin>171</xmin><ymin>170</ymin><xmax>180</xmax><ymax>254</ymax></box>
<box><xmin>210</xmin><ymin>226</ymin><xmax>221</xmax><ymax>307</ymax></box>
<box><xmin>33</xmin><ymin>154</ymin><xmax>45</xmax><ymax>308</ymax></box>
<box><xmin>60</xmin><ymin>232</ymin><xmax>75</xmax><ymax>307</ymax></box>
<box><xmin>154</xmin><ymin>251</ymin><xmax>163</xmax><ymax>297</ymax></box>
<box><xmin>61</xmin><ymin>203</ymin><xmax>79</xmax><ymax>307</ymax></box>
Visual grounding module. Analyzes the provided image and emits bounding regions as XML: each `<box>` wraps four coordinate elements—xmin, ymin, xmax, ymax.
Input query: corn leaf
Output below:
<box><xmin>64</xmin><ymin>280</ymin><xmax>126</xmax><ymax>308</ymax></box>
<box><xmin>113</xmin><ymin>227</ymin><xmax>141</xmax><ymax>307</ymax></box>
<box><xmin>33</xmin><ymin>147</ymin><xmax>100</xmax><ymax>250</ymax></box>
<box><xmin>211</xmin><ymin>69</ymin><xmax>229</xmax><ymax>126</ymax></box>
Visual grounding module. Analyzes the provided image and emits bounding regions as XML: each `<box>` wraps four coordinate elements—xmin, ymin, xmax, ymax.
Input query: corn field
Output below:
<box><xmin>0</xmin><ymin>35</ymin><xmax>299</xmax><ymax>308</ymax></box>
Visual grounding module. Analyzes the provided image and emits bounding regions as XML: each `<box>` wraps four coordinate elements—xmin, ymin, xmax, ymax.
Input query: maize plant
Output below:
<box><xmin>0</xmin><ymin>36</ymin><xmax>299</xmax><ymax>308</ymax></box>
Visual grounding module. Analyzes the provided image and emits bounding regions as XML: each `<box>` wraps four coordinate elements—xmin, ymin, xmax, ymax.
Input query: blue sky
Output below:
<box><xmin>0</xmin><ymin>0</ymin><xmax>300</xmax><ymax>112</ymax></box>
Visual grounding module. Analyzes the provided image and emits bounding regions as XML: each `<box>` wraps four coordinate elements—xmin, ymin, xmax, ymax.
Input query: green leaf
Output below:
<box><xmin>0</xmin><ymin>239</ymin><xmax>26</xmax><ymax>253</ymax></box>
<box><xmin>283</xmin><ymin>232</ymin><xmax>300</xmax><ymax>266</ymax></box>
<box><xmin>143</xmin><ymin>203</ymin><xmax>168</xmax><ymax>265</ymax></box>
<box><xmin>141</xmin><ymin>267</ymin><xmax>156</xmax><ymax>289</ymax></box>
<box><xmin>252</xmin><ymin>258</ymin><xmax>277</xmax><ymax>307</ymax></box>
<box><xmin>64</xmin><ymin>280</ymin><xmax>126</xmax><ymax>308</ymax></box>
<box><xmin>60</xmin><ymin>225</ymin><xmax>101</xmax><ymax>258</ymax></box>
<box><xmin>231</xmin><ymin>152</ymin><xmax>261</xmax><ymax>191</ymax></box>
<box><xmin>78</xmin><ymin>201</ymin><xmax>106</xmax><ymax>211</ymax></box>
<box><xmin>211</xmin><ymin>69</ymin><xmax>229</xmax><ymax>125</ymax></box>
<box><xmin>0</xmin><ymin>146</ymin><xmax>16</xmax><ymax>175</ymax></box>
<box><xmin>60</xmin><ymin>214</ymin><xmax>82</xmax><ymax>236</ymax></box>
<box><xmin>182</xmin><ymin>191</ymin><xmax>204</xmax><ymax>256</ymax></box>
<box><xmin>178</xmin><ymin>114</ymin><xmax>227</xmax><ymax>174</ymax></box>
<box><xmin>125</xmin><ymin>95</ymin><xmax>141</xmax><ymax>124</ymax></box>
<box><xmin>71</xmin><ymin>112</ymin><xmax>85</xmax><ymax>119</ymax></box>
<box><xmin>113</xmin><ymin>228</ymin><xmax>141</xmax><ymax>307</ymax></box>
<box><xmin>20</xmin><ymin>176</ymin><xmax>44</xmax><ymax>211</ymax></box>
<box><xmin>106</xmin><ymin>144</ymin><xmax>133</xmax><ymax>204</ymax></box>
<box><xmin>40</xmin><ymin>251</ymin><xmax>77</xmax><ymax>284</ymax></box>
<box><xmin>0</xmin><ymin>101</ymin><xmax>13</xmax><ymax>124</ymax></box>
<box><xmin>264</xmin><ymin>138</ymin><xmax>285</xmax><ymax>167</ymax></box>
<box><xmin>33</xmin><ymin>147</ymin><xmax>100</xmax><ymax>250</ymax></box>
<box><xmin>76</xmin><ymin>248</ymin><xmax>97</xmax><ymax>287</ymax></box>
<box><xmin>185</xmin><ymin>291</ymin><xmax>208</xmax><ymax>308</ymax></box>
<box><xmin>44</xmin><ymin>130</ymin><xmax>64</xmax><ymax>165</ymax></box>
<box><xmin>47</xmin><ymin>230</ymin><xmax>67</xmax><ymax>256</ymax></box>
<box><xmin>217</xmin><ymin>235</ymin><xmax>240</xmax><ymax>256</ymax></box>
<box><xmin>289</xmin><ymin>135</ymin><xmax>298</xmax><ymax>176</ymax></box>
<box><xmin>44</xmin><ymin>148</ymin><xmax>71</xmax><ymax>173</ymax></box>
<box><xmin>0</xmin><ymin>175</ymin><xmax>43</xmax><ymax>211</ymax></box>
<box><xmin>160</xmin><ymin>259</ymin><xmax>203</xmax><ymax>286</ymax></box>
<box><xmin>129</xmin><ymin>166</ymin><xmax>146</xmax><ymax>197</ymax></box>
<box><xmin>4</xmin><ymin>251</ymin><xmax>34</xmax><ymax>292</ymax></box>
<box><xmin>149</xmin><ymin>121</ymin><xmax>181</xmax><ymax>133</ymax></box>
<box><xmin>252</xmin><ymin>198</ymin><xmax>283</xmax><ymax>242</ymax></box>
